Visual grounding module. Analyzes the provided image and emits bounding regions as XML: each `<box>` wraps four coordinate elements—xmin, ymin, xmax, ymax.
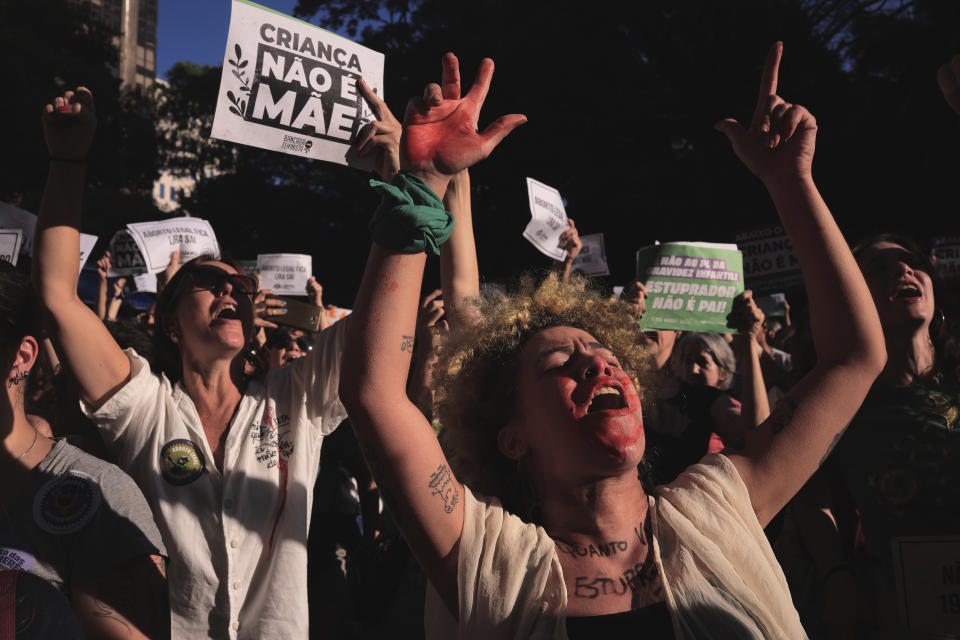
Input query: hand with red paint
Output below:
<box><xmin>401</xmin><ymin>53</ymin><xmax>526</xmax><ymax>197</ymax></box>
<box><xmin>715</xmin><ymin>43</ymin><xmax>817</xmax><ymax>188</ymax></box>
<box><xmin>42</xmin><ymin>87</ymin><xmax>97</xmax><ymax>162</ymax></box>
<box><xmin>938</xmin><ymin>54</ymin><xmax>960</xmax><ymax>114</ymax></box>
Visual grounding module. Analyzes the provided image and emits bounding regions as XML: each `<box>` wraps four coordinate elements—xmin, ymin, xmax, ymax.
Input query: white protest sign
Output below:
<box><xmin>210</xmin><ymin>0</ymin><xmax>385</xmax><ymax>168</ymax></box>
<box><xmin>256</xmin><ymin>253</ymin><xmax>312</xmax><ymax>295</ymax></box>
<box><xmin>108</xmin><ymin>230</ymin><xmax>147</xmax><ymax>276</ymax></box>
<box><xmin>893</xmin><ymin>536</ymin><xmax>960</xmax><ymax>634</ymax></box>
<box><xmin>126</xmin><ymin>217</ymin><xmax>220</xmax><ymax>274</ymax></box>
<box><xmin>0</xmin><ymin>230</ymin><xmax>23</xmax><ymax>265</ymax></box>
<box><xmin>133</xmin><ymin>273</ymin><xmax>158</xmax><ymax>293</ymax></box>
<box><xmin>570</xmin><ymin>233</ymin><xmax>609</xmax><ymax>277</ymax></box>
<box><xmin>523</xmin><ymin>178</ymin><xmax>568</xmax><ymax>261</ymax></box>
<box><xmin>933</xmin><ymin>236</ymin><xmax>960</xmax><ymax>280</ymax></box>
<box><xmin>0</xmin><ymin>201</ymin><xmax>97</xmax><ymax>273</ymax></box>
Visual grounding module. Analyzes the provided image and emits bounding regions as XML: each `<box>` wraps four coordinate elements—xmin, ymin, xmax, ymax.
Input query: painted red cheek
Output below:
<box><xmin>387</xmin><ymin>281</ymin><xmax>398</xmax><ymax>292</ymax></box>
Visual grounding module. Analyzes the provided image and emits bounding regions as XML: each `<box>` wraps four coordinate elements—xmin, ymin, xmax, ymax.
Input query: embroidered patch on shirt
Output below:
<box><xmin>32</xmin><ymin>471</ymin><xmax>102</xmax><ymax>535</ymax></box>
<box><xmin>160</xmin><ymin>439</ymin><xmax>206</xmax><ymax>486</ymax></box>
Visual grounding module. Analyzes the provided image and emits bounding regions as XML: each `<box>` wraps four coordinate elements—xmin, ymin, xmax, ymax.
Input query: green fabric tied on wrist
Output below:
<box><xmin>369</xmin><ymin>172</ymin><xmax>454</xmax><ymax>256</ymax></box>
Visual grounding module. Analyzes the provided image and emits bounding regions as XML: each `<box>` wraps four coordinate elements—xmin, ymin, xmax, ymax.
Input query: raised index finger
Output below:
<box><xmin>757</xmin><ymin>42</ymin><xmax>782</xmax><ymax>101</ymax></box>
<box><xmin>358</xmin><ymin>77</ymin><xmax>388</xmax><ymax>120</ymax></box>
<box><xmin>465</xmin><ymin>58</ymin><xmax>495</xmax><ymax>105</ymax></box>
<box><xmin>441</xmin><ymin>52</ymin><xmax>460</xmax><ymax>100</ymax></box>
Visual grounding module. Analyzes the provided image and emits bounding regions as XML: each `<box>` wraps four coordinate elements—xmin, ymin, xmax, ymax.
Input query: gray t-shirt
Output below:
<box><xmin>0</xmin><ymin>439</ymin><xmax>166</xmax><ymax>594</ymax></box>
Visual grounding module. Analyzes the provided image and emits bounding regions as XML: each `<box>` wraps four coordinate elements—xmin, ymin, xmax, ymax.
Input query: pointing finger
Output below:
<box><xmin>358</xmin><ymin>77</ymin><xmax>388</xmax><ymax>121</ymax></box>
<box><xmin>751</xmin><ymin>42</ymin><xmax>782</xmax><ymax>126</ymax></box>
<box><xmin>441</xmin><ymin>52</ymin><xmax>461</xmax><ymax>100</ymax></box>
<box><xmin>465</xmin><ymin>58</ymin><xmax>495</xmax><ymax>106</ymax></box>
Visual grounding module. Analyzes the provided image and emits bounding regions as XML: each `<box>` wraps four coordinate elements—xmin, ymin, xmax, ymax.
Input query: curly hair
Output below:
<box><xmin>433</xmin><ymin>273</ymin><xmax>657</xmax><ymax>513</ymax></box>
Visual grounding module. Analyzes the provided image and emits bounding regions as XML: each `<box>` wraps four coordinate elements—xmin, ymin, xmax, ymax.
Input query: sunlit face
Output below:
<box><xmin>500</xmin><ymin>327</ymin><xmax>645</xmax><ymax>482</ymax></box>
<box><xmin>677</xmin><ymin>342</ymin><xmax>726</xmax><ymax>389</ymax></box>
<box><xmin>638</xmin><ymin>329</ymin><xmax>677</xmax><ymax>365</ymax></box>
<box><xmin>858</xmin><ymin>242</ymin><xmax>936</xmax><ymax>334</ymax></box>
<box><xmin>170</xmin><ymin>261</ymin><xmax>254</xmax><ymax>362</ymax></box>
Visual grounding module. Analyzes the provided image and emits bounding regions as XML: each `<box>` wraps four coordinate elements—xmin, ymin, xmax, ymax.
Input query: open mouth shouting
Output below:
<box><xmin>891</xmin><ymin>280</ymin><xmax>923</xmax><ymax>302</ymax></box>
<box><xmin>211</xmin><ymin>300</ymin><xmax>242</xmax><ymax>323</ymax></box>
<box><xmin>586</xmin><ymin>384</ymin><xmax>628</xmax><ymax>413</ymax></box>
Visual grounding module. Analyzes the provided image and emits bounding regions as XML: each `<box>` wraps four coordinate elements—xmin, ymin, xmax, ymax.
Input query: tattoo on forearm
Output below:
<box><xmin>428</xmin><ymin>464</ymin><xmax>459</xmax><ymax>514</ymax></box>
<box><xmin>92</xmin><ymin>598</ymin><xmax>132</xmax><ymax>633</ymax></box>
<box><xmin>401</xmin><ymin>335</ymin><xmax>415</xmax><ymax>352</ymax></box>
<box><xmin>768</xmin><ymin>396</ymin><xmax>797</xmax><ymax>434</ymax></box>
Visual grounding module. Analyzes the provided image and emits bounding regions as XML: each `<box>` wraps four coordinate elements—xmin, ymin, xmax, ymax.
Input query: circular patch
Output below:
<box><xmin>32</xmin><ymin>471</ymin><xmax>101</xmax><ymax>535</ymax></box>
<box><xmin>160</xmin><ymin>439</ymin><xmax>206</xmax><ymax>486</ymax></box>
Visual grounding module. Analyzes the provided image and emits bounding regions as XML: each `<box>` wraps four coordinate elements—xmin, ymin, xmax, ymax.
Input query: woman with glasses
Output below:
<box><xmin>31</xmin><ymin>86</ymin><xmax>390</xmax><ymax>639</ymax></box>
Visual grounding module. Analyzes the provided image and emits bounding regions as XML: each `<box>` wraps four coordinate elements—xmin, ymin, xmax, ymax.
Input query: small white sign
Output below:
<box><xmin>570</xmin><ymin>233</ymin><xmax>609</xmax><ymax>277</ymax></box>
<box><xmin>211</xmin><ymin>0</ymin><xmax>386</xmax><ymax>169</ymax></box>
<box><xmin>893</xmin><ymin>536</ymin><xmax>960</xmax><ymax>635</ymax></box>
<box><xmin>108</xmin><ymin>230</ymin><xmax>147</xmax><ymax>276</ymax></box>
<box><xmin>133</xmin><ymin>273</ymin><xmax>158</xmax><ymax>293</ymax></box>
<box><xmin>523</xmin><ymin>178</ymin><xmax>569</xmax><ymax>262</ymax></box>
<box><xmin>256</xmin><ymin>253</ymin><xmax>312</xmax><ymax>295</ymax></box>
<box><xmin>126</xmin><ymin>217</ymin><xmax>220</xmax><ymax>274</ymax></box>
<box><xmin>0</xmin><ymin>201</ymin><xmax>97</xmax><ymax>273</ymax></box>
<box><xmin>0</xmin><ymin>230</ymin><xmax>23</xmax><ymax>265</ymax></box>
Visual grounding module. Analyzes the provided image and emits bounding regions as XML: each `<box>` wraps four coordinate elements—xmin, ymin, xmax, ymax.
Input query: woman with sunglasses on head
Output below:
<box><xmin>32</xmin><ymin>87</ymin><xmax>398</xmax><ymax>639</ymax></box>
<box><xmin>339</xmin><ymin>45</ymin><xmax>885</xmax><ymax>638</ymax></box>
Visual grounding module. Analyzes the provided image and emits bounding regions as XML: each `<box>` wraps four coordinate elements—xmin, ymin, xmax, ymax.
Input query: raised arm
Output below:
<box><xmin>715</xmin><ymin>43</ymin><xmax>885</xmax><ymax>526</ymax></box>
<box><xmin>552</xmin><ymin>218</ymin><xmax>583</xmax><ymax>284</ymax></box>
<box><xmin>34</xmin><ymin>88</ymin><xmax>130</xmax><ymax>407</ymax></box>
<box><xmin>340</xmin><ymin>53</ymin><xmax>525</xmax><ymax>616</ymax></box>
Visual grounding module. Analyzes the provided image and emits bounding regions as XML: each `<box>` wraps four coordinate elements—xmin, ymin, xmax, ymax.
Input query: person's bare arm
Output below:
<box><xmin>715</xmin><ymin>43</ymin><xmax>885</xmax><ymax>526</ymax></box>
<box><xmin>341</xmin><ymin>53</ymin><xmax>525</xmax><ymax>616</ymax></box>
<box><xmin>440</xmin><ymin>169</ymin><xmax>481</xmax><ymax>327</ymax></box>
<box><xmin>95</xmin><ymin>252</ymin><xmax>110</xmax><ymax>320</ymax></box>
<box><xmin>34</xmin><ymin>88</ymin><xmax>130</xmax><ymax>408</ymax></box>
<box><xmin>106</xmin><ymin>277</ymin><xmax>126</xmax><ymax>322</ymax></box>
<box><xmin>552</xmin><ymin>218</ymin><xmax>582</xmax><ymax>284</ymax></box>
<box><xmin>938</xmin><ymin>54</ymin><xmax>960</xmax><ymax>114</ymax></box>
<box><xmin>71</xmin><ymin>554</ymin><xmax>169</xmax><ymax>639</ymax></box>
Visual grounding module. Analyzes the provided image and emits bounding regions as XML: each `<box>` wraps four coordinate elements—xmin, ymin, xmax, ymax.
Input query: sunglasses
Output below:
<box><xmin>187</xmin><ymin>265</ymin><xmax>258</xmax><ymax>297</ymax></box>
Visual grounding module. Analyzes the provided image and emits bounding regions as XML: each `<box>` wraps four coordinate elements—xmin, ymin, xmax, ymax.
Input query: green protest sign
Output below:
<box><xmin>635</xmin><ymin>242</ymin><xmax>744</xmax><ymax>333</ymax></box>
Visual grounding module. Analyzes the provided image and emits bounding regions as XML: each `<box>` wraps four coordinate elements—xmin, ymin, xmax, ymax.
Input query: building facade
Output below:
<box><xmin>74</xmin><ymin>0</ymin><xmax>158</xmax><ymax>92</ymax></box>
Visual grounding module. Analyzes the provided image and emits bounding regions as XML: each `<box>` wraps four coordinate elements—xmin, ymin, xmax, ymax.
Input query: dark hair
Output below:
<box><xmin>853</xmin><ymin>233</ymin><xmax>960</xmax><ymax>389</ymax></box>
<box><xmin>151</xmin><ymin>254</ymin><xmax>255</xmax><ymax>383</ymax></box>
<box><xmin>0</xmin><ymin>261</ymin><xmax>39</xmax><ymax>365</ymax></box>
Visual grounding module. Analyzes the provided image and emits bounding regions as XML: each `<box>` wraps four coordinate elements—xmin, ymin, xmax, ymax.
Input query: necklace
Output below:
<box><xmin>8</xmin><ymin>428</ymin><xmax>38</xmax><ymax>466</ymax></box>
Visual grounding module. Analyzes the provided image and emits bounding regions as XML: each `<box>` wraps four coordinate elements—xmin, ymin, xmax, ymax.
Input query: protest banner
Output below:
<box><xmin>108</xmin><ymin>230</ymin><xmax>147</xmax><ymax>276</ymax></box>
<box><xmin>210</xmin><ymin>0</ymin><xmax>385</xmax><ymax>168</ymax></box>
<box><xmin>0</xmin><ymin>201</ymin><xmax>97</xmax><ymax>272</ymax></box>
<box><xmin>523</xmin><ymin>178</ymin><xmax>568</xmax><ymax>261</ymax></box>
<box><xmin>933</xmin><ymin>236</ymin><xmax>960</xmax><ymax>280</ymax></box>
<box><xmin>735</xmin><ymin>225</ymin><xmax>802</xmax><ymax>295</ymax></box>
<box><xmin>570</xmin><ymin>233</ymin><xmax>609</xmax><ymax>277</ymax></box>
<box><xmin>636</xmin><ymin>242</ymin><xmax>744</xmax><ymax>333</ymax></box>
<box><xmin>256</xmin><ymin>253</ymin><xmax>312</xmax><ymax>295</ymax></box>
<box><xmin>892</xmin><ymin>536</ymin><xmax>960</xmax><ymax>634</ymax></box>
<box><xmin>0</xmin><ymin>230</ymin><xmax>23</xmax><ymax>265</ymax></box>
<box><xmin>126</xmin><ymin>217</ymin><xmax>220</xmax><ymax>274</ymax></box>
<box><xmin>323</xmin><ymin>306</ymin><xmax>351</xmax><ymax>325</ymax></box>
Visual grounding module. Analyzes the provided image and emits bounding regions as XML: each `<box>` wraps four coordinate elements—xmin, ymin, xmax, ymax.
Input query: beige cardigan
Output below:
<box><xmin>424</xmin><ymin>454</ymin><xmax>807</xmax><ymax>639</ymax></box>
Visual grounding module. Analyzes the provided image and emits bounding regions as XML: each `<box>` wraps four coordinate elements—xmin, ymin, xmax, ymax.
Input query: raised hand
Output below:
<box><xmin>306</xmin><ymin>276</ymin><xmax>323</xmax><ymax>308</ymax></box>
<box><xmin>42</xmin><ymin>87</ymin><xmax>97</xmax><ymax>161</ymax></box>
<box><xmin>401</xmin><ymin>53</ymin><xmax>526</xmax><ymax>196</ymax></box>
<box><xmin>938</xmin><ymin>54</ymin><xmax>960</xmax><ymax>114</ymax></box>
<box><xmin>715</xmin><ymin>43</ymin><xmax>817</xmax><ymax>186</ymax></box>
<box><xmin>727</xmin><ymin>290</ymin><xmax>765</xmax><ymax>343</ymax></box>
<box><xmin>96</xmin><ymin>251</ymin><xmax>111</xmax><ymax>282</ymax></box>
<box><xmin>355</xmin><ymin>80</ymin><xmax>402</xmax><ymax>181</ymax></box>
<box><xmin>558</xmin><ymin>218</ymin><xmax>583</xmax><ymax>263</ymax></box>
<box><xmin>620</xmin><ymin>281</ymin><xmax>648</xmax><ymax>320</ymax></box>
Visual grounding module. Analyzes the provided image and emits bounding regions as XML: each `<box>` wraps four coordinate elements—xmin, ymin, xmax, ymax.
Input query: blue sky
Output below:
<box><xmin>157</xmin><ymin>0</ymin><xmax>310</xmax><ymax>79</ymax></box>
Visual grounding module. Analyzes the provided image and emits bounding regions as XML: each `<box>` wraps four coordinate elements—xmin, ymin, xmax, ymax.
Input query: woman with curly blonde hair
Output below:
<box><xmin>340</xmin><ymin>46</ymin><xmax>885</xmax><ymax>639</ymax></box>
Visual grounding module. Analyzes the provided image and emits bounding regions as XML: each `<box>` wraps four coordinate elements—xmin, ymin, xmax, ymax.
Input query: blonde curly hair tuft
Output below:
<box><xmin>434</xmin><ymin>272</ymin><xmax>657</xmax><ymax>508</ymax></box>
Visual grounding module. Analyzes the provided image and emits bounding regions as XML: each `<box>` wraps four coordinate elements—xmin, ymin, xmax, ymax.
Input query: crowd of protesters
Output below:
<box><xmin>0</xmin><ymin>42</ymin><xmax>958</xmax><ymax>640</ymax></box>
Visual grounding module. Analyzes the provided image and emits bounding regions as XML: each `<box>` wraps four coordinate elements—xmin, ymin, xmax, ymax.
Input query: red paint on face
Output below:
<box><xmin>575</xmin><ymin>374</ymin><xmax>644</xmax><ymax>462</ymax></box>
<box><xmin>387</xmin><ymin>281</ymin><xmax>399</xmax><ymax>292</ymax></box>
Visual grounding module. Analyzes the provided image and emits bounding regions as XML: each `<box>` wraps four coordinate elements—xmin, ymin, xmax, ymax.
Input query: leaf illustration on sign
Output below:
<box><xmin>227</xmin><ymin>44</ymin><xmax>251</xmax><ymax>116</ymax></box>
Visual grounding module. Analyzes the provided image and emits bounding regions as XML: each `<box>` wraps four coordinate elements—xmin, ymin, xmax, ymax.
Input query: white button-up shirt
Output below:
<box><xmin>82</xmin><ymin>319</ymin><xmax>349</xmax><ymax>639</ymax></box>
